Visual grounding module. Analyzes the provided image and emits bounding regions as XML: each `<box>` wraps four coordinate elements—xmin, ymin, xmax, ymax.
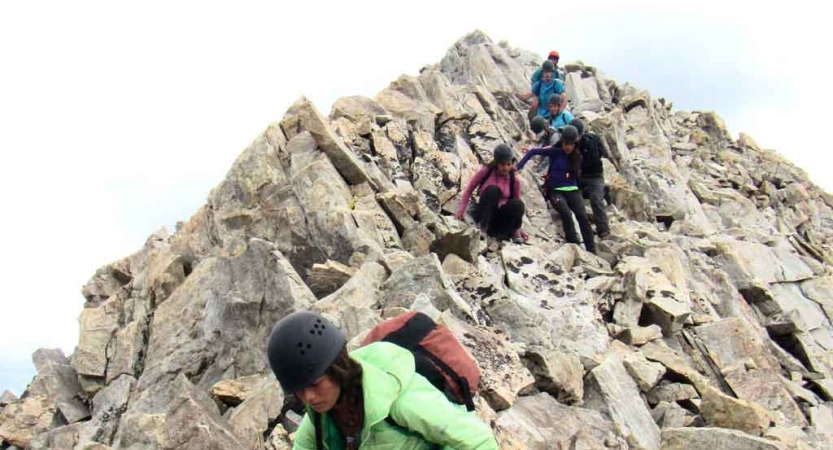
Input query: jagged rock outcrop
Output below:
<box><xmin>4</xmin><ymin>30</ymin><xmax>833</xmax><ymax>450</ymax></box>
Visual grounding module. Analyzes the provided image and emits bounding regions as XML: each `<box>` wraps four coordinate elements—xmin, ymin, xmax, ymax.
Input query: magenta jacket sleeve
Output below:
<box><xmin>457</xmin><ymin>166</ymin><xmax>489</xmax><ymax>216</ymax></box>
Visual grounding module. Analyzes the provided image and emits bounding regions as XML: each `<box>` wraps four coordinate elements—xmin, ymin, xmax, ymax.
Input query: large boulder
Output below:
<box><xmin>164</xmin><ymin>375</ymin><xmax>246</xmax><ymax>450</ymax></box>
<box><xmin>381</xmin><ymin>254</ymin><xmax>474</xmax><ymax>321</ymax></box>
<box><xmin>280</xmin><ymin>96</ymin><xmax>373</xmax><ymax>187</ymax></box>
<box><xmin>0</xmin><ymin>396</ymin><xmax>57</xmax><ymax>448</ymax></box>
<box><xmin>129</xmin><ymin>239</ymin><xmax>314</xmax><ymax>415</ymax></box>
<box><xmin>661</xmin><ymin>427</ymin><xmax>786</xmax><ymax>450</ymax></box>
<box><xmin>26</xmin><ymin>348</ymin><xmax>90</xmax><ymax>424</ymax></box>
<box><xmin>439</xmin><ymin>311</ymin><xmax>535</xmax><ymax>411</ymax></box>
<box><xmin>583</xmin><ymin>355</ymin><xmax>661</xmax><ymax>450</ymax></box>
<box><xmin>495</xmin><ymin>393</ymin><xmax>626</xmax><ymax>450</ymax></box>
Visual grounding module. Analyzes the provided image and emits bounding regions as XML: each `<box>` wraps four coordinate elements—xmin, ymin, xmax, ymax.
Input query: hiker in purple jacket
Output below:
<box><xmin>517</xmin><ymin>125</ymin><xmax>595</xmax><ymax>253</ymax></box>
<box><xmin>455</xmin><ymin>144</ymin><xmax>527</xmax><ymax>243</ymax></box>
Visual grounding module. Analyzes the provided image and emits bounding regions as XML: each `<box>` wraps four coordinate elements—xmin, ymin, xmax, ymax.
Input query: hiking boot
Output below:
<box><xmin>598</xmin><ymin>229</ymin><xmax>611</xmax><ymax>239</ymax></box>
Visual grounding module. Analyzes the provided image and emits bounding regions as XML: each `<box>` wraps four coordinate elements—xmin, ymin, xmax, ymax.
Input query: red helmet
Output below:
<box><xmin>548</xmin><ymin>50</ymin><xmax>560</xmax><ymax>60</ymax></box>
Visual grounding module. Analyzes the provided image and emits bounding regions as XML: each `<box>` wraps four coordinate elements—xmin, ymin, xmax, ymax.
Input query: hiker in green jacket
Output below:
<box><xmin>267</xmin><ymin>311</ymin><xmax>499</xmax><ymax>450</ymax></box>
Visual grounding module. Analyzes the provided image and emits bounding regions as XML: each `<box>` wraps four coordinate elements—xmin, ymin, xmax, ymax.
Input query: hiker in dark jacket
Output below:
<box><xmin>517</xmin><ymin>125</ymin><xmax>595</xmax><ymax>253</ymax></box>
<box><xmin>455</xmin><ymin>144</ymin><xmax>527</xmax><ymax>243</ymax></box>
<box><xmin>572</xmin><ymin>119</ymin><xmax>617</xmax><ymax>238</ymax></box>
<box><xmin>267</xmin><ymin>311</ymin><xmax>498</xmax><ymax>450</ymax></box>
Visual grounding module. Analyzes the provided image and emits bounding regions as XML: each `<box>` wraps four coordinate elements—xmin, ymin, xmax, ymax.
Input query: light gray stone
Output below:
<box><xmin>307</xmin><ymin>260</ymin><xmax>357</xmax><ymax>298</ymax></box>
<box><xmin>129</xmin><ymin>239</ymin><xmax>313</xmax><ymax>415</ymax></box>
<box><xmin>227</xmin><ymin>377</ymin><xmax>284</xmax><ymax>450</ymax></box>
<box><xmin>76</xmin><ymin>375</ymin><xmax>136</xmax><ymax>447</ymax></box>
<box><xmin>164</xmin><ymin>375</ymin><xmax>246</xmax><ymax>450</ymax></box>
<box><xmin>700</xmin><ymin>386</ymin><xmax>771</xmax><ymax>436</ymax></box>
<box><xmin>661</xmin><ymin>427</ymin><xmax>786</xmax><ymax>450</ymax></box>
<box><xmin>564</xmin><ymin>72</ymin><xmax>604</xmax><ymax>113</ymax></box>
<box><xmin>281</xmin><ymin>96</ymin><xmax>373</xmax><ymax>187</ymax></box>
<box><xmin>27</xmin><ymin>350</ymin><xmax>90</xmax><ymax>424</ymax></box>
<box><xmin>523</xmin><ymin>347</ymin><xmax>584</xmax><ymax>404</ymax></box>
<box><xmin>583</xmin><ymin>355</ymin><xmax>661</xmax><ymax>450</ymax></box>
<box><xmin>495</xmin><ymin>393</ymin><xmax>625</xmax><ymax>450</ymax></box>
<box><xmin>439</xmin><ymin>312</ymin><xmax>534</xmax><ymax>411</ymax></box>
<box><xmin>0</xmin><ymin>396</ymin><xmax>57</xmax><ymax>448</ymax></box>
<box><xmin>0</xmin><ymin>391</ymin><xmax>17</xmax><ymax>407</ymax></box>
<box><xmin>382</xmin><ymin>254</ymin><xmax>473</xmax><ymax>321</ymax></box>
<box><xmin>725</xmin><ymin>368</ymin><xmax>808</xmax><ymax>428</ymax></box>
<box><xmin>112</xmin><ymin>413</ymin><xmax>167</xmax><ymax>450</ymax></box>
<box><xmin>646</xmin><ymin>382</ymin><xmax>699</xmax><ymax>405</ymax></box>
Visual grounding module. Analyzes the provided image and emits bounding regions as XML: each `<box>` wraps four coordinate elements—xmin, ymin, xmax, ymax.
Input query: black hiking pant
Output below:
<box><xmin>474</xmin><ymin>186</ymin><xmax>525</xmax><ymax>240</ymax></box>
<box><xmin>549</xmin><ymin>189</ymin><xmax>595</xmax><ymax>252</ymax></box>
<box><xmin>579</xmin><ymin>176</ymin><xmax>610</xmax><ymax>236</ymax></box>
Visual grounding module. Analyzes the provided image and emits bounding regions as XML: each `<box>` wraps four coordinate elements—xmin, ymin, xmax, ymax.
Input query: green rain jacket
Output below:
<box><xmin>293</xmin><ymin>341</ymin><xmax>498</xmax><ymax>450</ymax></box>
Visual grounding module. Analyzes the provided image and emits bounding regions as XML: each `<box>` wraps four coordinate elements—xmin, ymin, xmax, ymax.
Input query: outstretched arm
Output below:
<box><xmin>390</xmin><ymin>376</ymin><xmax>498</xmax><ymax>450</ymax></box>
<box><xmin>455</xmin><ymin>166</ymin><xmax>489</xmax><ymax>219</ymax></box>
<box><xmin>516</xmin><ymin>147</ymin><xmax>548</xmax><ymax>170</ymax></box>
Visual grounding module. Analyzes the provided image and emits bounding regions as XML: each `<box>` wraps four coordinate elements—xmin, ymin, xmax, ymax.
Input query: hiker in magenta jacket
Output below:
<box><xmin>455</xmin><ymin>144</ymin><xmax>527</xmax><ymax>243</ymax></box>
<box><xmin>267</xmin><ymin>311</ymin><xmax>499</xmax><ymax>450</ymax></box>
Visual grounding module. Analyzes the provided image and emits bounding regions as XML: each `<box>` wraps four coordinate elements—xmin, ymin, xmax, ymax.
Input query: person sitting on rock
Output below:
<box><xmin>267</xmin><ymin>311</ymin><xmax>499</xmax><ymax>450</ymax></box>
<box><xmin>517</xmin><ymin>125</ymin><xmax>595</xmax><ymax>253</ymax></box>
<box><xmin>455</xmin><ymin>144</ymin><xmax>527</xmax><ymax>244</ymax></box>
<box><xmin>547</xmin><ymin>95</ymin><xmax>574</xmax><ymax>130</ymax></box>
<box><xmin>517</xmin><ymin>60</ymin><xmax>566</xmax><ymax>122</ymax></box>
<box><xmin>571</xmin><ymin>118</ymin><xmax>618</xmax><ymax>239</ymax></box>
<box><xmin>531</xmin><ymin>50</ymin><xmax>566</xmax><ymax>84</ymax></box>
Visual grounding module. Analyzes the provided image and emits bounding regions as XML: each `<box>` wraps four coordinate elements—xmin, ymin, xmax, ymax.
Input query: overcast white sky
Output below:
<box><xmin>1</xmin><ymin>0</ymin><xmax>831</xmax><ymax>395</ymax></box>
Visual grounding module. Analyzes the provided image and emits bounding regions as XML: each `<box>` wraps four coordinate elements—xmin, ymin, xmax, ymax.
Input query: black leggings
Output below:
<box><xmin>549</xmin><ymin>189</ymin><xmax>595</xmax><ymax>252</ymax></box>
<box><xmin>474</xmin><ymin>186</ymin><xmax>525</xmax><ymax>240</ymax></box>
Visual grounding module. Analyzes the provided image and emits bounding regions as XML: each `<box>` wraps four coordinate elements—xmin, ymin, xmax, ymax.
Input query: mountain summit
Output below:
<box><xmin>2</xmin><ymin>30</ymin><xmax>832</xmax><ymax>450</ymax></box>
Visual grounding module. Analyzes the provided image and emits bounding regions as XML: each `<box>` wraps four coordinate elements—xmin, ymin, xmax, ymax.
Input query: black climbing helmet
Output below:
<box><xmin>493</xmin><ymin>144</ymin><xmax>514</xmax><ymax>164</ymax></box>
<box><xmin>541</xmin><ymin>60</ymin><xmax>555</xmax><ymax>73</ymax></box>
<box><xmin>267</xmin><ymin>310</ymin><xmax>346</xmax><ymax>393</ymax></box>
<box><xmin>560</xmin><ymin>125</ymin><xmax>580</xmax><ymax>144</ymax></box>
<box><xmin>530</xmin><ymin>116</ymin><xmax>548</xmax><ymax>134</ymax></box>
<box><xmin>569</xmin><ymin>118</ymin><xmax>585</xmax><ymax>135</ymax></box>
<box><xmin>548</xmin><ymin>94</ymin><xmax>563</xmax><ymax>106</ymax></box>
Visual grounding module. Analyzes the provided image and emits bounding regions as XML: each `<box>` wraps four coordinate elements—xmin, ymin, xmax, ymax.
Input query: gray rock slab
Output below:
<box><xmin>661</xmin><ymin>427</ymin><xmax>786</xmax><ymax>450</ymax></box>
<box><xmin>583</xmin><ymin>355</ymin><xmax>661</xmax><ymax>450</ymax></box>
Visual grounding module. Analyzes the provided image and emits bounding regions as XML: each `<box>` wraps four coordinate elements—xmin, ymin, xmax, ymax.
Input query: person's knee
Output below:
<box><xmin>481</xmin><ymin>185</ymin><xmax>502</xmax><ymax>199</ymax></box>
<box><xmin>506</xmin><ymin>199</ymin><xmax>525</xmax><ymax>215</ymax></box>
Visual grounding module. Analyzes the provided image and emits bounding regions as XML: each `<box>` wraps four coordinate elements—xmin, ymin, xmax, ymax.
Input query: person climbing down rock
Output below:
<box><xmin>455</xmin><ymin>144</ymin><xmax>527</xmax><ymax>244</ymax></box>
<box><xmin>547</xmin><ymin>95</ymin><xmax>573</xmax><ymax>130</ymax></box>
<box><xmin>531</xmin><ymin>50</ymin><xmax>566</xmax><ymax>84</ymax></box>
<box><xmin>572</xmin><ymin>118</ymin><xmax>618</xmax><ymax>239</ymax></box>
<box><xmin>530</xmin><ymin>115</ymin><xmax>559</xmax><ymax>146</ymax></box>
<box><xmin>517</xmin><ymin>60</ymin><xmax>566</xmax><ymax>122</ymax></box>
<box><xmin>516</xmin><ymin>125</ymin><xmax>595</xmax><ymax>253</ymax></box>
<box><xmin>267</xmin><ymin>311</ymin><xmax>499</xmax><ymax>450</ymax></box>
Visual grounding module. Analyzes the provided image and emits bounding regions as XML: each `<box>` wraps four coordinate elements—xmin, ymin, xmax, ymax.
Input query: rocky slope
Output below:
<box><xmin>2</xmin><ymin>30</ymin><xmax>833</xmax><ymax>450</ymax></box>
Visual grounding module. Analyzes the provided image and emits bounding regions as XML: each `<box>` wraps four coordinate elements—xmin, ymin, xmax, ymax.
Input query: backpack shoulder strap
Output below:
<box><xmin>314</xmin><ymin>412</ymin><xmax>324</xmax><ymax>450</ymax></box>
<box><xmin>477</xmin><ymin>166</ymin><xmax>494</xmax><ymax>193</ymax></box>
<box><xmin>509</xmin><ymin>170</ymin><xmax>516</xmax><ymax>199</ymax></box>
<box><xmin>380</xmin><ymin>312</ymin><xmax>436</xmax><ymax>349</ymax></box>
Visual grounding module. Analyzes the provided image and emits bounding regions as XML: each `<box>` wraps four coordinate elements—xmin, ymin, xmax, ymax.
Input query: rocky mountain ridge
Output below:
<box><xmin>2</xmin><ymin>30</ymin><xmax>832</xmax><ymax>450</ymax></box>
